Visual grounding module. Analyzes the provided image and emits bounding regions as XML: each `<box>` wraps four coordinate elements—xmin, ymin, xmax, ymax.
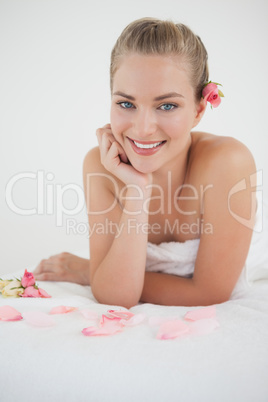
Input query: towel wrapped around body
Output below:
<box><xmin>146</xmin><ymin>199</ymin><xmax>268</xmax><ymax>299</ymax></box>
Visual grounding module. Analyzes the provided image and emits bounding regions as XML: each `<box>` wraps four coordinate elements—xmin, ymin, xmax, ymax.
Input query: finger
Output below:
<box><xmin>99</xmin><ymin>133</ymin><xmax>116</xmax><ymax>164</ymax></box>
<box><xmin>47</xmin><ymin>254</ymin><xmax>61</xmax><ymax>263</ymax></box>
<box><xmin>47</xmin><ymin>254</ymin><xmax>70</xmax><ymax>272</ymax></box>
<box><xmin>96</xmin><ymin>128</ymin><xmax>103</xmax><ymax>145</ymax></box>
<box><xmin>119</xmin><ymin>148</ymin><xmax>128</xmax><ymax>164</ymax></box>
<box><xmin>104</xmin><ymin>141</ymin><xmax>126</xmax><ymax>171</ymax></box>
<box><xmin>35</xmin><ymin>269</ymin><xmax>73</xmax><ymax>282</ymax></box>
<box><xmin>34</xmin><ymin>272</ymin><xmax>59</xmax><ymax>282</ymax></box>
<box><xmin>33</xmin><ymin>260</ymin><xmax>48</xmax><ymax>274</ymax></box>
<box><xmin>111</xmin><ymin>141</ymin><xmax>128</xmax><ymax>165</ymax></box>
<box><xmin>96</xmin><ymin>127</ymin><xmax>113</xmax><ymax>141</ymax></box>
<box><xmin>33</xmin><ymin>260</ymin><xmax>54</xmax><ymax>275</ymax></box>
<box><xmin>96</xmin><ymin>128</ymin><xmax>129</xmax><ymax>170</ymax></box>
<box><xmin>48</xmin><ymin>252</ymin><xmax>69</xmax><ymax>263</ymax></box>
<box><xmin>102</xmin><ymin>123</ymin><xmax>111</xmax><ymax>129</ymax></box>
<box><xmin>96</xmin><ymin>126</ymin><xmax>113</xmax><ymax>144</ymax></box>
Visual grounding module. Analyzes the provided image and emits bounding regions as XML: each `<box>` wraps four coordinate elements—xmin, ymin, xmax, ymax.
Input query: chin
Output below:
<box><xmin>129</xmin><ymin>160</ymin><xmax>158</xmax><ymax>174</ymax></box>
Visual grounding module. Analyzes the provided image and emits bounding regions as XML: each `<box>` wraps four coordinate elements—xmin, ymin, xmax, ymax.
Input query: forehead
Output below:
<box><xmin>112</xmin><ymin>53</ymin><xmax>192</xmax><ymax>96</ymax></box>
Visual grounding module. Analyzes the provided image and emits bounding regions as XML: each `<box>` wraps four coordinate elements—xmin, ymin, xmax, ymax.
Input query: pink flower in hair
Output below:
<box><xmin>202</xmin><ymin>81</ymin><xmax>224</xmax><ymax>108</ymax></box>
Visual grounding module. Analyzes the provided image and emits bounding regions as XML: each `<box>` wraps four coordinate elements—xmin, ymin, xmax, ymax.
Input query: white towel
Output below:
<box><xmin>146</xmin><ymin>239</ymin><xmax>199</xmax><ymax>277</ymax></box>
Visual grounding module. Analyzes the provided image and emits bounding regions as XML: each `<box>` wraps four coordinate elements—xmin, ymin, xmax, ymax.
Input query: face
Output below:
<box><xmin>110</xmin><ymin>53</ymin><xmax>206</xmax><ymax>174</ymax></box>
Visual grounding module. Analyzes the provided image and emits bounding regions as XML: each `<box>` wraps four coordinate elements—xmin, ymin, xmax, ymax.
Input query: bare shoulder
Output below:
<box><xmin>83</xmin><ymin>146</ymin><xmax>102</xmax><ymax>173</ymax></box>
<box><xmin>190</xmin><ymin>131</ymin><xmax>255</xmax><ymax>162</ymax></box>
<box><xmin>190</xmin><ymin>132</ymin><xmax>256</xmax><ymax>182</ymax></box>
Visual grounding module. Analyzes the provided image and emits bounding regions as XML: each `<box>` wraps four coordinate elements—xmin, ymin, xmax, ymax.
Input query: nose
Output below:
<box><xmin>132</xmin><ymin>108</ymin><xmax>157</xmax><ymax>138</ymax></box>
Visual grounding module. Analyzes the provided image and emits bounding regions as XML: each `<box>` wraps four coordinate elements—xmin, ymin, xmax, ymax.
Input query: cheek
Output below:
<box><xmin>161</xmin><ymin>113</ymin><xmax>193</xmax><ymax>142</ymax></box>
<box><xmin>160</xmin><ymin>115</ymin><xmax>184</xmax><ymax>138</ymax></box>
<box><xmin>110</xmin><ymin>107</ymin><xmax>130</xmax><ymax>136</ymax></box>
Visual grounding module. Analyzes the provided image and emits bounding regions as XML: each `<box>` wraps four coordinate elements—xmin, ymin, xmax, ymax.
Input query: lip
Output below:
<box><xmin>127</xmin><ymin>137</ymin><xmax>166</xmax><ymax>156</ymax></box>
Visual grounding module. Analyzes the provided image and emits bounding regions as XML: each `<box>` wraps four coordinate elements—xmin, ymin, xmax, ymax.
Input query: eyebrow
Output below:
<box><xmin>112</xmin><ymin>91</ymin><xmax>184</xmax><ymax>101</ymax></box>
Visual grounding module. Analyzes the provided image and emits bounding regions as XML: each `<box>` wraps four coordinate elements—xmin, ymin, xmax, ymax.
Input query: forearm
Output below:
<box><xmin>91</xmin><ymin>187</ymin><xmax>151</xmax><ymax>308</ymax></box>
<box><xmin>140</xmin><ymin>272</ymin><xmax>218</xmax><ymax>307</ymax></box>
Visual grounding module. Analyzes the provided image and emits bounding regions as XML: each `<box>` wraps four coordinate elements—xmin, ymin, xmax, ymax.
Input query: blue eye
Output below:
<box><xmin>160</xmin><ymin>103</ymin><xmax>177</xmax><ymax>111</ymax></box>
<box><xmin>118</xmin><ymin>102</ymin><xmax>134</xmax><ymax>109</ymax></box>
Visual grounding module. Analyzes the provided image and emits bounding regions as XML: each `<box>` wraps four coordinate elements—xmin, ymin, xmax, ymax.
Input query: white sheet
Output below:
<box><xmin>1</xmin><ymin>269</ymin><xmax>268</xmax><ymax>402</ymax></box>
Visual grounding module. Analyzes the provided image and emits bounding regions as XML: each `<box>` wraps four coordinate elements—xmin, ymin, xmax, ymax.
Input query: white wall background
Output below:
<box><xmin>1</xmin><ymin>0</ymin><xmax>268</xmax><ymax>275</ymax></box>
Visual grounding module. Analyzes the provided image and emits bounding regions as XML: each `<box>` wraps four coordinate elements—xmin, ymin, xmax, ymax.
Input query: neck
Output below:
<box><xmin>152</xmin><ymin>135</ymin><xmax>192</xmax><ymax>190</ymax></box>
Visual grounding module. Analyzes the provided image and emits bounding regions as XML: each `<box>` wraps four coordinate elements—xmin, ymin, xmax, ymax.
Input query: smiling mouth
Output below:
<box><xmin>127</xmin><ymin>137</ymin><xmax>166</xmax><ymax>156</ymax></box>
<box><xmin>133</xmin><ymin>140</ymin><xmax>164</xmax><ymax>149</ymax></box>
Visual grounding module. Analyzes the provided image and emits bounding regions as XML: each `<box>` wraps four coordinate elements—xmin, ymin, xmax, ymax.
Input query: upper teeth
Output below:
<box><xmin>133</xmin><ymin>140</ymin><xmax>163</xmax><ymax>149</ymax></box>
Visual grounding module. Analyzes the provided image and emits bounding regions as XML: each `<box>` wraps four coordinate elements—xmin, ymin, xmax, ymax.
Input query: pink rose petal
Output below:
<box><xmin>100</xmin><ymin>314</ymin><xmax>122</xmax><ymax>325</ymax></box>
<box><xmin>82</xmin><ymin>309</ymin><xmax>146</xmax><ymax>337</ymax></box>
<box><xmin>202</xmin><ymin>83</ymin><xmax>221</xmax><ymax>108</ymax></box>
<box><xmin>21</xmin><ymin>269</ymin><xmax>36</xmax><ymax>288</ymax></box>
<box><xmin>20</xmin><ymin>286</ymin><xmax>40</xmax><ymax>297</ymax></box>
<box><xmin>189</xmin><ymin>318</ymin><xmax>220</xmax><ymax>336</ymax></box>
<box><xmin>50</xmin><ymin>306</ymin><xmax>77</xmax><ymax>314</ymax></box>
<box><xmin>23</xmin><ymin>311</ymin><xmax>55</xmax><ymax>327</ymax></box>
<box><xmin>38</xmin><ymin>288</ymin><xmax>51</xmax><ymax>298</ymax></box>
<box><xmin>202</xmin><ymin>82</ymin><xmax>218</xmax><ymax>98</ymax></box>
<box><xmin>106</xmin><ymin>310</ymin><xmax>135</xmax><ymax>320</ymax></box>
<box><xmin>0</xmin><ymin>305</ymin><xmax>23</xmax><ymax>321</ymax></box>
<box><xmin>100</xmin><ymin>317</ymin><xmax>124</xmax><ymax>332</ymax></box>
<box><xmin>82</xmin><ymin>311</ymin><xmax>127</xmax><ymax>336</ymax></box>
<box><xmin>82</xmin><ymin>323</ymin><xmax>123</xmax><ymax>336</ymax></box>
<box><xmin>20</xmin><ymin>285</ymin><xmax>51</xmax><ymax>298</ymax></box>
<box><xmin>184</xmin><ymin>305</ymin><xmax>216</xmax><ymax>321</ymax></box>
<box><xmin>207</xmin><ymin>93</ymin><xmax>221</xmax><ymax>107</ymax></box>
<box><xmin>120</xmin><ymin>314</ymin><xmax>146</xmax><ymax>326</ymax></box>
<box><xmin>157</xmin><ymin>320</ymin><xmax>190</xmax><ymax>340</ymax></box>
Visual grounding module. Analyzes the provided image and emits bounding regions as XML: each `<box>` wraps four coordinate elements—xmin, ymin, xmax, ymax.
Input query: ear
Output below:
<box><xmin>192</xmin><ymin>97</ymin><xmax>207</xmax><ymax>128</ymax></box>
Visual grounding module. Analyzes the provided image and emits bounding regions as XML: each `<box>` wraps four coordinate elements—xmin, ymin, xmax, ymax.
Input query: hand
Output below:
<box><xmin>96</xmin><ymin>124</ymin><xmax>152</xmax><ymax>188</ymax></box>
<box><xmin>33</xmin><ymin>252</ymin><xmax>90</xmax><ymax>285</ymax></box>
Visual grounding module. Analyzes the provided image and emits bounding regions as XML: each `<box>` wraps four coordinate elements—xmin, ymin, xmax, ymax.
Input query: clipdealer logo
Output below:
<box><xmin>5</xmin><ymin>169</ymin><xmax>263</xmax><ymax>233</ymax></box>
<box><xmin>5</xmin><ymin>171</ymin><xmax>85</xmax><ymax>226</ymax></box>
<box><xmin>65</xmin><ymin>217</ymin><xmax>213</xmax><ymax>238</ymax></box>
<box><xmin>228</xmin><ymin>170</ymin><xmax>263</xmax><ymax>232</ymax></box>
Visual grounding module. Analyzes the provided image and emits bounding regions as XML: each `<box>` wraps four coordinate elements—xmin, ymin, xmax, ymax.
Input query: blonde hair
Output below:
<box><xmin>110</xmin><ymin>17</ymin><xmax>209</xmax><ymax>101</ymax></box>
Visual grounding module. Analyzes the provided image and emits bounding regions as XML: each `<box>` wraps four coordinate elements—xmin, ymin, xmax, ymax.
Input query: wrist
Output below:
<box><xmin>121</xmin><ymin>184</ymin><xmax>152</xmax><ymax>215</ymax></box>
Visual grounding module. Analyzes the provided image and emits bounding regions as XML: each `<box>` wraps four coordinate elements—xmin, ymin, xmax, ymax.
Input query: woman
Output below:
<box><xmin>34</xmin><ymin>18</ymin><xmax>259</xmax><ymax>307</ymax></box>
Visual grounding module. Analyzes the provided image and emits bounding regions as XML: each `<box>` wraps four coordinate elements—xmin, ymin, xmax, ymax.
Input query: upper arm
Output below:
<box><xmin>83</xmin><ymin>147</ymin><xmax>123</xmax><ymax>283</ymax></box>
<box><xmin>192</xmin><ymin>138</ymin><xmax>257</xmax><ymax>304</ymax></box>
